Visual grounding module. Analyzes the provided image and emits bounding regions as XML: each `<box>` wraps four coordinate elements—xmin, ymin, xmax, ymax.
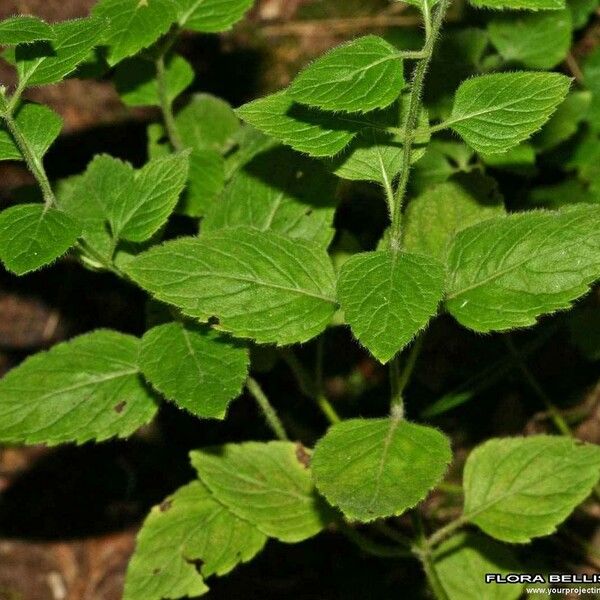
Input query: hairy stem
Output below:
<box><xmin>338</xmin><ymin>521</ymin><xmax>412</xmax><ymax>558</ymax></box>
<box><xmin>390</xmin><ymin>333</ymin><xmax>425</xmax><ymax>414</ymax></box>
<box><xmin>246</xmin><ymin>376</ymin><xmax>289</xmax><ymax>441</ymax></box>
<box><xmin>156</xmin><ymin>54</ymin><xmax>184</xmax><ymax>152</ymax></box>
<box><xmin>417</xmin><ymin>545</ymin><xmax>450</xmax><ymax>600</ymax></box>
<box><xmin>426</xmin><ymin>515</ymin><xmax>467</xmax><ymax>548</ymax></box>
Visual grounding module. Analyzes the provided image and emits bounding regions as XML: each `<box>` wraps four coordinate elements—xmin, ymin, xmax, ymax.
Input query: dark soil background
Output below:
<box><xmin>0</xmin><ymin>1</ymin><xmax>600</xmax><ymax>598</ymax></box>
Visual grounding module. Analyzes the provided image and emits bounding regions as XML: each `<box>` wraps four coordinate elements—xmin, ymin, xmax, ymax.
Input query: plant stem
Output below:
<box><xmin>338</xmin><ymin>521</ymin><xmax>412</xmax><ymax>558</ymax></box>
<box><xmin>389</xmin><ymin>0</ymin><xmax>449</xmax><ymax>251</ymax></box>
<box><xmin>156</xmin><ymin>54</ymin><xmax>184</xmax><ymax>152</ymax></box>
<box><xmin>426</xmin><ymin>515</ymin><xmax>467</xmax><ymax>548</ymax></box>
<box><xmin>417</xmin><ymin>544</ymin><xmax>450</xmax><ymax>600</ymax></box>
<box><xmin>246</xmin><ymin>376</ymin><xmax>289</xmax><ymax>441</ymax></box>
<box><xmin>390</xmin><ymin>334</ymin><xmax>425</xmax><ymax>414</ymax></box>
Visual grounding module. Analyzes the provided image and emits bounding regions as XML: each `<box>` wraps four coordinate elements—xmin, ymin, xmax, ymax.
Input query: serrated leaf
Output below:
<box><xmin>0</xmin><ymin>330</ymin><xmax>158</xmax><ymax>445</ymax></box>
<box><xmin>236</xmin><ymin>91</ymin><xmax>358</xmax><ymax>157</ymax></box>
<box><xmin>115</xmin><ymin>54</ymin><xmax>194</xmax><ymax>107</ymax></box>
<box><xmin>0</xmin><ymin>103</ymin><xmax>62</xmax><ymax>162</ymax></box>
<box><xmin>12</xmin><ymin>17</ymin><xmax>105</xmax><ymax>86</ymax></box>
<box><xmin>288</xmin><ymin>35</ymin><xmax>404</xmax><ymax>113</ymax></box>
<box><xmin>203</xmin><ymin>146</ymin><xmax>338</xmax><ymax>246</ymax></box>
<box><xmin>182</xmin><ymin>148</ymin><xmax>225</xmax><ymax>217</ymax></box>
<box><xmin>448</xmin><ymin>72</ymin><xmax>571</xmax><ymax>154</ymax></box>
<box><xmin>93</xmin><ymin>0</ymin><xmax>178</xmax><ymax>66</ymax></box>
<box><xmin>177</xmin><ymin>0</ymin><xmax>254</xmax><ymax>32</ymax></box>
<box><xmin>139</xmin><ymin>321</ymin><xmax>249</xmax><ymax>419</ymax></box>
<box><xmin>337</xmin><ymin>251</ymin><xmax>444</xmax><ymax>363</ymax></box>
<box><xmin>488</xmin><ymin>10</ymin><xmax>572</xmax><ymax>70</ymax></box>
<box><xmin>403</xmin><ymin>173</ymin><xmax>505</xmax><ymax>263</ymax></box>
<box><xmin>463</xmin><ymin>436</ymin><xmax>600</xmax><ymax>543</ymax></box>
<box><xmin>446</xmin><ymin>206</ymin><xmax>600</xmax><ymax>332</ymax></box>
<box><xmin>471</xmin><ymin>0</ymin><xmax>564</xmax><ymax>9</ymax></box>
<box><xmin>0</xmin><ymin>204</ymin><xmax>80</xmax><ymax>275</ymax></box>
<box><xmin>124</xmin><ymin>227</ymin><xmax>337</xmax><ymax>345</ymax></box>
<box><xmin>0</xmin><ymin>15</ymin><xmax>55</xmax><ymax>45</ymax></box>
<box><xmin>124</xmin><ymin>481</ymin><xmax>266</xmax><ymax>600</ymax></box>
<box><xmin>223</xmin><ymin>124</ymin><xmax>278</xmax><ymax>179</ymax></box>
<box><xmin>191</xmin><ymin>441</ymin><xmax>330</xmax><ymax>542</ymax></box>
<box><xmin>434</xmin><ymin>533</ymin><xmax>524</xmax><ymax>600</ymax></box>
<box><xmin>312</xmin><ymin>418</ymin><xmax>451</xmax><ymax>522</ymax></box>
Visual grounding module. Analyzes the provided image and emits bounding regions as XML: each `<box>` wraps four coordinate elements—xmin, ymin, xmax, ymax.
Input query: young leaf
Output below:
<box><xmin>191</xmin><ymin>441</ymin><xmax>330</xmax><ymax>542</ymax></box>
<box><xmin>337</xmin><ymin>251</ymin><xmax>445</xmax><ymax>363</ymax></box>
<box><xmin>12</xmin><ymin>17</ymin><xmax>105</xmax><ymax>86</ymax></box>
<box><xmin>0</xmin><ymin>103</ymin><xmax>62</xmax><ymax>162</ymax></box>
<box><xmin>463</xmin><ymin>436</ymin><xmax>600</xmax><ymax>543</ymax></box>
<box><xmin>203</xmin><ymin>146</ymin><xmax>338</xmax><ymax>247</ymax></box>
<box><xmin>288</xmin><ymin>35</ymin><xmax>404</xmax><ymax>113</ymax></box>
<box><xmin>183</xmin><ymin>148</ymin><xmax>225</xmax><ymax>217</ymax></box>
<box><xmin>124</xmin><ymin>481</ymin><xmax>266</xmax><ymax>600</ymax></box>
<box><xmin>236</xmin><ymin>91</ymin><xmax>358</xmax><ymax>157</ymax></box>
<box><xmin>0</xmin><ymin>15</ymin><xmax>55</xmax><ymax>45</ymax></box>
<box><xmin>139</xmin><ymin>321</ymin><xmax>249</xmax><ymax>419</ymax></box>
<box><xmin>488</xmin><ymin>10</ymin><xmax>572</xmax><ymax>70</ymax></box>
<box><xmin>0</xmin><ymin>330</ymin><xmax>158</xmax><ymax>445</ymax></box>
<box><xmin>312</xmin><ymin>418</ymin><xmax>452</xmax><ymax>522</ymax></box>
<box><xmin>402</xmin><ymin>173</ymin><xmax>505</xmax><ymax>263</ymax></box>
<box><xmin>177</xmin><ymin>0</ymin><xmax>254</xmax><ymax>32</ymax></box>
<box><xmin>115</xmin><ymin>54</ymin><xmax>194</xmax><ymax>107</ymax></box>
<box><xmin>125</xmin><ymin>228</ymin><xmax>337</xmax><ymax>345</ymax></box>
<box><xmin>434</xmin><ymin>533</ymin><xmax>524</xmax><ymax>600</ymax></box>
<box><xmin>0</xmin><ymin>204</ymin><xmax>80</xmax><ymax>275</ymax></box>
<box><xmin>470</xmin><ymin>0</ymin><xmax>565</xmax><ymax>9</ymax></box>
<box><xmin>447</xmin><ymin>72</ymin><xmax>571</xmax><ymax>154</ymax></box>
<box><xmin>446</xmin><ymin>206</ymin><xmax>600</xmax><ymax>332</ymax></box>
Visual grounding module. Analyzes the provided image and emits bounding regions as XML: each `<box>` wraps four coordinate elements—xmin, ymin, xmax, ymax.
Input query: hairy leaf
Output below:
<box><xmin>0</xmin><ymin>15</ymin><xmax>55</xmax><ymax>45</ymax></box>
<box><xmin>0</xmin><ymin>330</ymin><xmax>158</xmax><ymax>445</ymax></box>
<box><xmin>471</xmin><ymin>0</ymin><xmax>564</xmax><ymax>9</ymax></box>
<box><xmin>312</xmin><ymin>418</ymin><xmax>452</xmax><ymax>522</ymax></box>
<box><xmin>177</xmin><ymin>0</ymin><xmax>254</xmax><ymax>32</ymax></box>
<box><xmin>124</xmin><ymin>227</ymin><xmax>337</xmax><ymax>345</ymax></box>
<box><xmin>191</xmin><ymin>441</ymin><xmax>330</xmax><ymax>542</ymax></box>
<box><xmin>139</xmin><ymin>321</ymin><xmax>249</xmax><ymax>419</ymax></box>
<box><xmin>446</xmin><ymin>207</ymin><xmax>600</xmax><ymax>332</ymax></box>
<box><xmin>463</xmin><ymin>436</ymin><xmax>600</xmax><ymax>543</ymax></box>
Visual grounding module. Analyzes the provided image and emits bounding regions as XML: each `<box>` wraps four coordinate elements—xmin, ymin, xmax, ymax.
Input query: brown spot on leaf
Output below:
<box><xmin>159</xmin><ymin>499</ymin><xmax>172</xmax><ymax>513</ymax></box>
<box><xmin>295</xmin><ymin>443</ymin><xmax>311</xmax><ymax>468</ymax></box>
<box><xmin>114</xmin><ymin>401</ymin><xmax>126</xmax><ymax>414</ymax></box>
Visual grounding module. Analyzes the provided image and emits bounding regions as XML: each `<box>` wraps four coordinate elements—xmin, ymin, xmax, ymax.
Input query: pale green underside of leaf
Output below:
<box><xmin>434</xmin><ymin>533</ymin><xmax>524</xmax><ymax>600</ymax></box>
<box><xmin>177</xmin><ymin>0</ymin><xmax>254</xmax><ymax>32</ymax></box>
<box><xmin>124</xmin><ymin>481</ymin><xmax>266</xmax><ymax>600</ymax></box>
<box><xmin>312</xmin><ymin>418</ymin><xmax>452</xmax><ymax>522</ymax></box>
<box><xmin>338</xmin><ymin>251</ymin><xmax>445</xmax><ymax>363</ymax></box>
<box><xmin>402</xmin><ymin>173</ymin><xmax>505</xmax><ymax>263</ymax></box>
<box><xmin>446</xmin><ymin>206</ymin><xmax>600</xmax><ymax>332</ymax></box>
<box><xmin>0</xmin><ymin>15</ymin><xmax>55</xmax><ymax>45</ymax></box>
<box><xmin>0</xmin><ymin>103</ymin><xmax>62</xmax><ymax>162</ymax></box>
<box><xmin>0</xmin><ymin>204</ymin><xmax>80</xmax><ymax>275</ymax></box>
<box><xmin>449</xmin><ymin>72</ymin><xmax>571</xmax><ymax>154</ymax></box>
<box><xmin>191</xmin><ymin>441</ymin><xmax>331</xmax><ymax>542</ymax></box>
<box><xmin>470</xmin><ymin>0</ymin><xmax>565</xmax><ymax>9</ymax></box>
<box><xmin>93</xmin><ymin>0</ymin><xmax>179</xmax><ymax>65</ymax></box>
<box><xmin>488</xmin><ymin>10</ymin><xmax>572</xmax><ymax>70</ymax></box>
<box><xmin>0</xmin><ymin>330</ymin><xmax>158</xmax><ymax>445</ymax></box>
<box><xmin>203</xmin><ymin>146</ymin><xmax>338</xmax><ymax>246</ymax></box>
<box><xmin>463</xmin><ymin>436</ymin><xmax>600</xmax><ymax>543</ymax></box>
<box><xmin>124</xmin><ymin>227</ymin><xmax>337</xmax><ymax>345</ymax></box>
<box><xmin>288</xmin><ymin>35</ymin><xmax>404</xmax><ymax>113</ymax></box>
<box><xmin>139</xmin><ymin>321</ymin><xmax>249</xmax><ymax>420</ymax></box>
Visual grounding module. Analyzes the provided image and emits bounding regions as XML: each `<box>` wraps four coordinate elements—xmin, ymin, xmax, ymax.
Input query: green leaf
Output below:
<box><xmin>337</xmin><ymin>251</ymin><xmax>444</xmax><ymax>363</ymax></box>
<box><xmin>124</xmin><ymin>227</ymin><xmax>337</xmax><ymax>345</ymax></box>
<box><xmin>13</xmin><ymin>17</ymin><xmax>105</xmax><ymax>86</ymax></box>
<box><xmin>236</xmin><ymin>91</ymin><xmax>358</xmax><ymax>158</ymax></box>
<box><xmin>448</xmin><ymin>72</ymin><xmax>571</xmax><ymax>154</ymax></box>
<box><xmin>0</xmin><ymin>330</ymin><xmax>158</xmax><ymax>445</ymax></box>
<box><xmin>223</xmin><ymin>124</ymin><xmax>277</xmax><ymax>179</ymax></box>
<box><xmin>288</xmin><ymin>35</ymin><xmax>404</xmax><ymax>113</ymax></box>
<box><xmin>312</xmin><ymin>418</ymin><xmax>451</xmax><ymax>522</ymax></box>
<box><xmin>0</xmin><ymin>103</ymin><xmax>62</xmax><ymax>162</ymax></box>
<box><xmin>203</xmin><ymin>146</ymin><xmax>338</xmax><ymax>246</ymax></box>
<box><xmin>488</xmin><ymin>10</ymin><xmax>572</xmax><ymax>70</ymax></box>
<box><xmin>177</xmin><ymin>0</ymin><xmax>254</xmax><ymax>32</ymax></box>
<box><xmin>115</xmin><ymin>54</ymin><xmax>194</xmax><ymax>107</ymax></box>
<box><xmin>182</xmin><ymin>148</ymin><xmax>225</xmax><ymax>217</ymax></box>
<box><xmin>92</xmin><ymin>0</ymin><xmax>178</xmax><ymax>66</ymax></box>
<box><xmin>0</xmin><ymin>15</ymin><xmax>55</xmax><ymax>45</ymax></box>
<box><xmin>402</xmin><ymin>173</ymin><xmax>505</xmax><ymax>263</ymax></box>
<box><xmin>471</xmin><ymin>0</ymin><xmax>565</xmax><ymax>9</ymax></box>
<box><xmin>569</xmin><ymin>0</ymin><xmax>598</xmax><ymax>28</ymax></box>
<box><xmin>191</xmin><ymin>441</ymin><xmax>330</xmax><ymax>542</ymax></box>
<box><xmin>139</xmin><ymin>321</ymin><xmax>249</xmax><ymax>419</ymax></box>
<box><xmin>0</xmin><ymin>204</ymin><xmax>80</xmax><ymax>275</ymax></box>
<box><xmin>463</xmin><ymin>436</ymin><xmax>600</xmax><ymax>543</ymax></box>
<box><xmin>434</xmin><ymin>533</ymin><xmax>524</xmax><ymax>600</ymax></box>
<box><xmin>124</xmin><ymin>481</ymin><xmax>266</xmax><ymax>600</ymax></box>
<box><xmin>479</xmin><ymin>143</ymin><xmax>536</xmax><ymax>176</ymax></box>
<box><xmin>446</xmin><ymin>206</ymin><xmax>600</xmax><ymax>332</ymax></box>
